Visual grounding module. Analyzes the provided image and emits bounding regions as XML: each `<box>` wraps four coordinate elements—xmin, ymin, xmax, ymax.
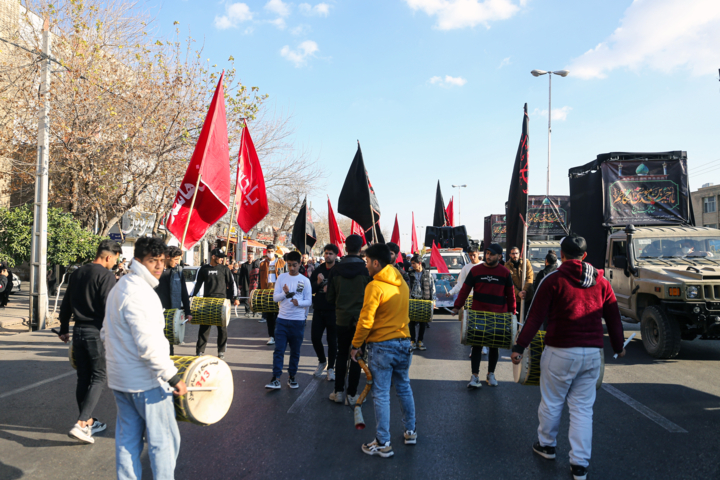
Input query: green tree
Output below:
<box><xmin>0</xmin><ymin>205</ymin><xmax>106</xmax><ymax>267</ymax></box>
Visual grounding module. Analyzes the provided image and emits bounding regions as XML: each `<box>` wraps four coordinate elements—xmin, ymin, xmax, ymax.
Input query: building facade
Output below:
<box><xmin>691</xmin><ymin>183</ymin><xmax>720</xmax><ymax>228</ymax></box>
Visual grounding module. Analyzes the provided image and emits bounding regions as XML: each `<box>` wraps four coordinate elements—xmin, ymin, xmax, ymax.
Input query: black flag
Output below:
<box><xmin>338</xmin><ymin>142</ymin><xmax>382</xmax><ymax>242</ymax></box>
<box><xmin>292</xmin><ymin>197</ymin><xmax>317</xmax><ymax>254</ymax></box>
<box><xmin>433</xmin><ymin>181</ymin><xmax>449</xmax><ymax>227</ymax></box>
<box><xmin>506</xmin><ymin>103</ymin><xmax>529</xmax><ymax>253</ymax></box>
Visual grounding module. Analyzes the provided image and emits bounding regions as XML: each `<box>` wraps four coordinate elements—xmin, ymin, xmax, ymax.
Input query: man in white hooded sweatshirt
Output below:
<box><xmin>102</xmin><ymin>237</ymin><xmax>187</xmax><ymax>480</ymax></box>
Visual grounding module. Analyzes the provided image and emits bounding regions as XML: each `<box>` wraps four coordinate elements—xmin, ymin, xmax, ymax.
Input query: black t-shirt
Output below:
<box><xmin>193</xmin><ymin>264</ymin><xmax>234</xmax><ymax>299</ymax></box>
<box><xmin>59</xmin><ymin>263</ymin><xmax>116</xmax><ymax>334</ymax></box>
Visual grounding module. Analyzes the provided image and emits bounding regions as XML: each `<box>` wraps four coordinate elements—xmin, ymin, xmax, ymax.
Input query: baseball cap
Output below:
<box><xmin>211</xmin><ymin>248</ymin><xmax>227</xmax><ymax>258</ymax></box>
<box><xmin>486</xmin><ymin>243</ymin><xmax>503</xmax><ymax>256</ymax></box>
<box><xmin>561</xmin><ymin>235</ymin><xmax>587</xmax><ymax>257</ymax></box>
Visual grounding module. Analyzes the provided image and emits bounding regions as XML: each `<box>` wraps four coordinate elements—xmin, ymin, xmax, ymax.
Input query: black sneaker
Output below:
<box><xmin>532</xmin><ymin>441</ymin><xmax>556</xmax><ymax>460</ymax></box>
<box><xmin>265</xmin><ymin>377</ymin><xmax>281</xmax><ymax>389</ymax></box>
<box><xmin>571</xmin><ymin>465</ymin><xmax>588</xmax><ymax>480</ymax></box>
<box><xmin>287</xmin><ymin>376</ymin><xmax>299</xmax><ymax>389</ymax></box>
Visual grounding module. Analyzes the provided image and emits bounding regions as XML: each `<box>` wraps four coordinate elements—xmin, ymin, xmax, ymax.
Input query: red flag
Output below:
<box><xmin>430</xmin><ymin>241</ymin><xmax>449</xmax><ymax>274</ymax></box>
<box><xmin>351</xmin><ymin>220</ymin><xmax>367</xmax><ymax>246</ymax></box>
<box><xmin>390</xmin><ymin>215</ymin><xmax>400</xmax><ymax>246</ymax></box>
<box><xmin>167</xmin><ymin>72</ymin><xmax>230</xmax><ymax>250</ymax></box>
<box><xmin>446</xmin><ymin>197</ymin><xmax>455</xmax><ymax>227</ymax></box>
<box><xmin>411</xmin><ymin>212</ymin><xmax>419</xmax><ymax>254</ymax></box>
<box><xmin>328</xmin><ymin>197</ymin><xmax>346</xmax><ymax>256</ymax></box>
<box><xmin>235</xmin><ymin>120</ymin><xmax>269</xmax><ymax>232</ymax></box>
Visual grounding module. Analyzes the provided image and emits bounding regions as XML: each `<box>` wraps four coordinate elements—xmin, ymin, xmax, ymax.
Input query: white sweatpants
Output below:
<box><xmin>537</xmin><ymin>346</ymin><xmax>602</xmax><ymax>468</ymax></box>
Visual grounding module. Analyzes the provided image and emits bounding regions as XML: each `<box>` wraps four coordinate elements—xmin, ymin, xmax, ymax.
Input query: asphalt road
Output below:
<box><xmin>1</xmin><ymin>312</ymin><xmax>719</xmax><ymax>480</ymax></box>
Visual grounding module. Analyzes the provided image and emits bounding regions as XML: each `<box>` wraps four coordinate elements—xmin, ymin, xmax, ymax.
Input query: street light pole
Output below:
<box><xmin>531</xmin><ymin>69</ymin><xmax>569</xmax><ymax>197</ymax></box>
<box><xmin>451</xmin><ymin>184</ymin><xmax>467</xmax><ymax>225</ymax></box>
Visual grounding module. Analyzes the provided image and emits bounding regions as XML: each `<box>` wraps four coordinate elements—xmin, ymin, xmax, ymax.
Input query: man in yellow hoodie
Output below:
<box><xmin>351</xmin><ymin>243</ymin><xmax>416</xmax><ymax>458</ymax></box>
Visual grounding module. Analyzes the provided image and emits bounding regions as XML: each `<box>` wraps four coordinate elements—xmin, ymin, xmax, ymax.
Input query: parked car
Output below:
<box><xmin>183</xmin><ymin>266</ymin><xmax>202</xmax><ymax>297</ymax></box>
<box><xmin>11</xmin><ymin>276</ymin><xmax>20</xmax><ymax>293</ymax></box>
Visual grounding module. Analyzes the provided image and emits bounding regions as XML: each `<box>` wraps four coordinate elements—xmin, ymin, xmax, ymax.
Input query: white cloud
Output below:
<box><xmin>214</xmin><ymin>3</ymin><xmax>252</xmax><ymax>30</ymax></box>
<box><xmin>299</xmin><ymin>2</ymin><xmax>331</xmax><ymax>17</ymax></box>
<box><xmin>498</xmin><ymin>56</ymin><xmax>511</xmax><ymax>68</ymax></box>
<box><xmin>532</xmin><ymin>106</ymin><xmax>572</xmax><ymax>121</ymax></box>
<box><xmin>404</xmin><ymin>0</ymin><xmax>522</xmax><ymax>30</ymax></box>
<box><xmin>269</xmin><ymin>18</ymin><xmax>287</xmax><ymax>30</ymax></box>
<box><xmin>280</xmin><ymin>40</ymin><xmax>319</xmax><ymax>67</ymax></box>
<box><xmin>429</xmin><ymin>75</ymin><xmax>467</xmax><ymax>87</ymax></box>
<box><xmin>265</xmin><ymin>0</ymin><xmax>291</xmax><ymax>17</ymax></box>
<box><xmin>290</xmin><ymin>24</ymin><xmax>312</xmax><ymax>35</ymax></box>
<box><xmin>568</xmin><ymin>0</ymin><xmax>720</xmax><ymax>79</ymax></box>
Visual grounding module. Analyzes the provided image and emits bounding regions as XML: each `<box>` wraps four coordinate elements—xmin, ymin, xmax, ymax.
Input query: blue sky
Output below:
<box><xmin>154</xmin><ymin>0</ymin><xmax>720</xmax><ymax>243</ymax></box>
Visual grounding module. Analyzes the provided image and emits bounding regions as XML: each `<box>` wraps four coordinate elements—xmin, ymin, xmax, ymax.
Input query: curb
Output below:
<box><xmin>0</xmin><ymin>317</ymin><xmax>28</xmax><ymax>328</ymax></box>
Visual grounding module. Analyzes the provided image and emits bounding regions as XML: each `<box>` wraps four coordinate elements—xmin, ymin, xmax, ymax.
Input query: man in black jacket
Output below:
<box><xmin>309</xmin><ymin>244</ymin><xmax>339</xmax><ymax>381</ymax></box>
<box><xmin>154</xmin><ymin>246</ymin><xmax>192</xmax><ymax>355</ymax></box>
<box><xmin>194</xmin><ymin>249</ymin><xmax>239</xmax><ymax>359</ymax></box>
<box><xmin>239</xmin><ymin>252</ymin><xmax>259</xmax><ymax>316</ymax></box>
<box><xmin>57</xmin><ymin>239</ymin><xmax>121</xmax><ymax>444</ymax></box>
<box><xmin>407</xmin><ymin>255</ymin><xmax>436</xmax><ymax>351</ymax></box>
<box><xmin>387</xmin><ymin>242</ymin><xmax>410</xmax><ymax>284</ymax></box>
<box><xmin>326</xmin><ymin>235</ymin><xmax>370</xmax><ymax>405</ymax></box>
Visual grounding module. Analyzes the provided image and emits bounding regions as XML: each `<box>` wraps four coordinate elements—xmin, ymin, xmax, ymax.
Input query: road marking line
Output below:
<box><xmin>287</xmin><ymin>376</ymin><xmax>322</xmax><ymax>414</ymax></box>
<box><xmin>0</xmin><ymin>371</ymin><xmax>75</xmax><ymax>400</ymax></box>
<box><xmin>602</xmin><ymin>384</ymin><xmax>687</xmax><ymax>433</ymax></box>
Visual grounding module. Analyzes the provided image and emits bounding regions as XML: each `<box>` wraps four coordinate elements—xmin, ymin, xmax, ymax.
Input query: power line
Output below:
<box><xmin>690</xmin><ymin>158</ymin><xmax>720</xmax><ymax>172</ymax></box>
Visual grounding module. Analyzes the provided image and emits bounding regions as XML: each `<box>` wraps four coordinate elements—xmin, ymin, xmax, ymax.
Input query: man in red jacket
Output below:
<box><xmin>511</xmin><ymin>235</ymin><xmax>625</xmax><ymax>480</ymax></box>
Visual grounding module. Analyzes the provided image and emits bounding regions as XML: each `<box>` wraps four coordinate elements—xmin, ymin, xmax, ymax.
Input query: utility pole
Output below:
<box><xmin>29</xmin><ymin>18</ymin><xmax>51</xmax><ymax>331</ymax></box>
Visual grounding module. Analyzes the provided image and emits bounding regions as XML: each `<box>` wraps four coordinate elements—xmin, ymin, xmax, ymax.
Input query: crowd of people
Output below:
<box><xmin>53</xmin><ymin>231</ymin><xmax>626</xmax><ymax>480</ymax></box>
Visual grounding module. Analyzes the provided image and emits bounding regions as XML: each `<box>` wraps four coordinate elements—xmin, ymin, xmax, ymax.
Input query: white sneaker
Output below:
<box><xmin>265</xmin><ymin>377</ymin><xmax>281</xmax><ymax>389</ymax></box>
<box><xmin>329</xmin><ymin>391</ymin><xmax>345</xmax><ymax>403</ymax></box>
<box><xmin>346</xmin><ymin>393</ymin><xmax>366</xmax><ymax>405</ymax></box>
<box><xmin>362</xmin><ymin>439</ymin><xmax>394</xmax><ymax>458</ymax></box>
<box><xmin>486</xmin><ymin>372</ymin><xmax>498</xmax><ymax>387</ymax></box>
<box><xmin>267</xmin><ymin>337</ymin><xmax>275</xmax><ymax>345</ymax></box>
<box><xmin>313</xmin><ymin>362</ymin><xmax>327</xmax><ymax>377</ymax></box>
<box><xmin>467</xmin><ymin>375</ymin><xmax>482</xmax><ymax>389</ymax></box>
<box><xmin>326</xmin><ymin>368</ymin><xmax>335</xmax><ymax>382</ymax></box>
<box><xmin>482</xmin><ymin>346</ymin><xmax>489</xmax><ymax>355</ymax></box>
<box><xmin>68</xmin><ymin>424</ymin><xmax>94</xmax><ymax>444</ymax></box>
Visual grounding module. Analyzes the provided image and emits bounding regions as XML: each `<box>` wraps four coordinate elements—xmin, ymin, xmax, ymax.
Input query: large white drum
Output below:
<box><xmin>171</xmin><ymin>355</ymin><xmax>234</xmax><ymax>426</ymax></box>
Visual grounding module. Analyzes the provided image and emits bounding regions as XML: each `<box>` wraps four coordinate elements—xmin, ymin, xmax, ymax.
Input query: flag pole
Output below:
<box><xmin>225</xmin><ymin>145</ymin><xmax>244</xmax><ymax>257</ymax></box>
<box><xmin>369</xmin><ymin>206</ymin><xmax>378</xmax><ymax>244</ymax></box>
<box><xmin>519</xmin><ymin>213</ymin><xmax>528</xmax><ymax>322</ymax></box>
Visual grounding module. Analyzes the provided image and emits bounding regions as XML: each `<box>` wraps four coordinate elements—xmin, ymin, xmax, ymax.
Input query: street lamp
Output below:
<box><xmin>451</xmin><ymin>184</ymin><xmax>467</xmax><ymax>225</ymax></box>
<box><xmin>530</xmin><ymin>69</ymin><xmax>569</xmax><ymax>196</ymax></box>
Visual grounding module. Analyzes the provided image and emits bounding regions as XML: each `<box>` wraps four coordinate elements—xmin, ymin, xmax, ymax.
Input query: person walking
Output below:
<box><xmin>259</xmin><ymin>245</ymin><xmax>285</xmax><ymax>344</ymax></box>
<box><xmin>239</xmin><ymin>251</ymin><xmax>258</xmax><ymax>316</ymax></box>
<box><xmin>102</xmin><ymin>237</ymin><xmax>187</xmax><ymax>480</ymax></box>
<box><xmin>449</xmin><ymin>245</ymin><xmax>488</xmax><ymax>356</ymax></box>
<box><xmin>511</xmin><ymin>235</ymin><xmax>625</xmax><ymax>480</ymax></box>
<box><xmin>193</xmin><ymin>248</ymin><xmax>238</xmax><ymax>359</ymax></box>
<box><xmin>452</xmin><ymin>243</ymin><xmax>516</xmax><ymax>388</ymax></box>
<box><xmin>265</xmin><ymin>251</ymin><xmax>312</xmax><ymax>390</ymax></box>
<box><xmin>351</xmin><ymin>243</ymin><xmax>416</xmax><ymax>458</ymax></box>
<box><xmin>407</xmin><ymin>255</ymin><xmax>435</xmax><ymax>351</ymax></box>
<box><xmin>309</xmin><ymin>244</ymin><xmax>339</xmax><ymax>381</ymax></box>
<box><xmin>154</xmin><ymin>246</ymin><xmax>192</xmax><ymax>355</ymax></box>
<box><xmin>0</xmin><ymin>261</ymin><xmax>14</xmax><ymax>307</ymax></box>
<box><xmin>326</xmin><ymin>235</ymin><xmax>370</xmax><ymax>405</ymax></box>
<box><xmin>507</xmin><ymin>246</ymin><xmax>534</xmax><ymax>319</ymax></box>
<box><xmin>57</xmin><ymin>239</ymin><xmax>121</xmax><ymax>443</ymax></box>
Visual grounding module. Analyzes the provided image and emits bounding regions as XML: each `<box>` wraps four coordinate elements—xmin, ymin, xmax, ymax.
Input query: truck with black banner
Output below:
<box><xmin>525</xmin><ymin>195</ymin><xmax>570</xmax><ymax>273</ymax></box>
<box><xmin>569</xmin><ymin>151</ymin><xmax>720</xmax><ymax>359</ymax></box>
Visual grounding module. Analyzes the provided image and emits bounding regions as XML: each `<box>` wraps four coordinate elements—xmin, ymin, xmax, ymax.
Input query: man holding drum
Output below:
<box><xmin>259</xmin><ymin>244</ymin><xmax>286</xmax><ymax>344</ymax></box>
<box><xmin>452</xmin><ymin>243</ymin><xmax>516</xmax><ymax>388</ymax></box>
<box><xmin>155</xmin><ymin>246</ymin><xmax>192</xmax><ymax>355</ymax></box>
<box><xmin>103</xmin><ymin>237</ymin><xmax>187</xmax><ymax>479</ymax></box>
<box><xmin>194</xmin><ymin>248</ymin><xmax>238</xmax><ymax>359</ymax></box>
<box><xmin>511</xmin><ymin>235</ymin><xmax>625</xmax><ymax>480</ymax></box>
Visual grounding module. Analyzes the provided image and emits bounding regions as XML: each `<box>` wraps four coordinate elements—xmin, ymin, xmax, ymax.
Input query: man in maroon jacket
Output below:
<box><xmin>511</xmin><ymin>235</ymin><xmax>625</xmax><ymax>480</ymax></box>
<box><xmin>452</xmin><ymin>243</ymin><xmax>516</xmax><ymax>388</ymax></box>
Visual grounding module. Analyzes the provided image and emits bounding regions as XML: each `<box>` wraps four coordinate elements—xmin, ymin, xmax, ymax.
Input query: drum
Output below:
<box><xmin>513</xmin><ymin>331</ymin><xmax>606</xmax><ymax>389</ymax></box>
<box><xmin>250</xmin><ymin>289</ymin><xmax>279</xmax><ymax>313</ymax></box>
<box><xmin>69</xmin><ymin>343</ymin><xmax>76</xmax><ymax>370</ymax></box>
<box><xmin>513</xmin><ymin>330</ymin><xmax>546</xmax><ymax>386</ymax></box>
<box><xmin>190</xmin><ymin>297</ymin><xmax>231</xmax><ymax>327</ymax></box>
<box><xmin>163</xmin><ymin>309</ymin><xmax>186</xmax><ymax>345</ymax></box>
<box><xmin>464</xmin><ymin>297</ymin><xmax>472</xmax><ymax>311</ymax></box>
<box><xmin>171</xmin><ymin>355</ymin><xmax>234</xmax><ymax>426</ymax></box>
<box><xmin>408</xmin><ymin>299</ymin><xmax>433</xmax><ymax>323</ymax></box>
<box><xmin>460</xmin><ymin>310</ymin><xmax>517</xmax><ymax>349</ymax></box>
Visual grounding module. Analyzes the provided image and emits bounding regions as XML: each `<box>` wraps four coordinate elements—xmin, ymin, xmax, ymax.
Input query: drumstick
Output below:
<box><xmin>443</xmin><ymin>308</ymin><xmax>454</xmax><ymax>314</ymax></box>
<box><xmin>186</xmin><ymin>387</ymin><xmax>218</xmax><ymax>392</ymax></box>
<box><xmin>614</xmin><ymin>333</ymin><xmax>636</xmax><ymax>359</ymax></box>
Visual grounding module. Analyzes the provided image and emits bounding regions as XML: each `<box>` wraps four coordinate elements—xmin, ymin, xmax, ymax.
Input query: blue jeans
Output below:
<box><xmin>272</xmin><ymin>318</ymin><xmax>306</xmax><ymax>378</ymax></box>
<box><xmin>367</xmin><ymin>338</ymin><xmax>416</xmax><ymax>444</ymax></box>
<box><xmin>113</xmin><ymin>385</ymin><xmax>181</xmax><ymax>480</ymax></box>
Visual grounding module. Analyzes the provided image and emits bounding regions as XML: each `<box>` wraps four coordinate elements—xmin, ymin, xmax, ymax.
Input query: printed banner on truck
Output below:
<box><xmin>601</xmin><ymin>159</ymin><xmax>689</xmax><ymax>226</ymax></box>
<box><xmin>527</xmin><ymin>196</ymin><xmax>571</xmax><ymax>236</ymax></box>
